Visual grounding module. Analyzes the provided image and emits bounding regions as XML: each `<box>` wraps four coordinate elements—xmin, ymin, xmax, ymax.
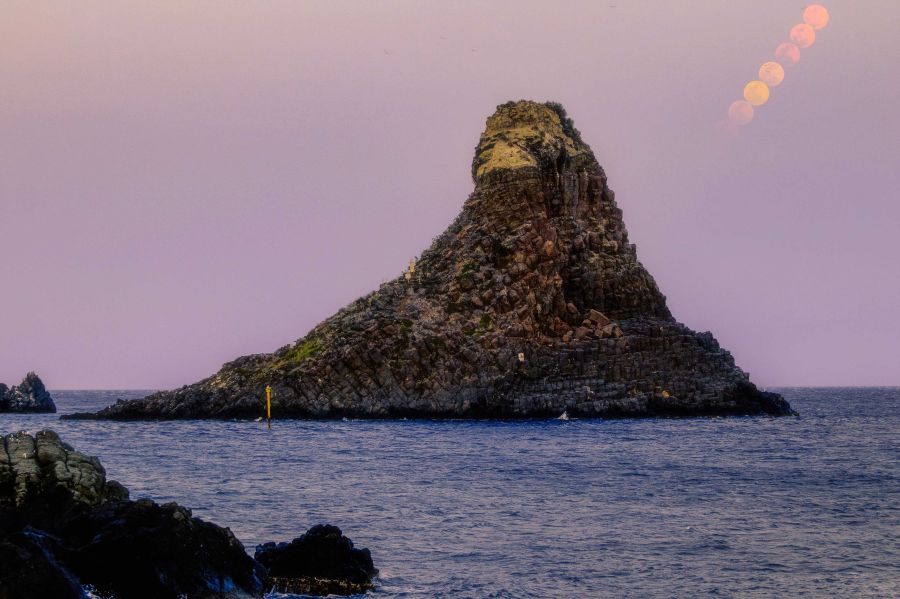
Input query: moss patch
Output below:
<box><xmin>271</xmin><ymin>336</ymin><xmax>323</xmax><ymax>370</ymax></box>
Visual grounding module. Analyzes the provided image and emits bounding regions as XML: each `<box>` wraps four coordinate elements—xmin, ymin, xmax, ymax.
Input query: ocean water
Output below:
<box><xmin>2</xmin><ymin>388</ymin><xmax>898</xmax><ymax>598</ymax></box>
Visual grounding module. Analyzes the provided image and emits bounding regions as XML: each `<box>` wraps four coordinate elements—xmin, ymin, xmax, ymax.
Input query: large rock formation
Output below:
<box><xmin>0</xmin><ymin>372</ymin><xmax>56</xmax><ymax>413</ymax></box>
<box><xmin>0</xmin><ymin>430</ymin><xmax>377</xmax><ymax>598</ymax></box>
<box><xmin>69</xmin><ymin>100</ymin><xmax>793</xmax><ymax>420</ymax></box>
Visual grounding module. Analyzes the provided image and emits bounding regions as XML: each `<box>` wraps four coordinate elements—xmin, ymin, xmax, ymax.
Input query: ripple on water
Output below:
<box><xmin>1</xmin><ymin>388</ymin><xmax>898</xmax><ymax>598</ymax></box>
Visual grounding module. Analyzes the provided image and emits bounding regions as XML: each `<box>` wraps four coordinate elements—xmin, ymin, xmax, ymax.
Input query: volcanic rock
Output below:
<box><xmin>68</xmin><ymin>100</ymin><xmax>794</xmax><ymax>420</ymax></box>
<box><xmin>0</xmin><ymin>430</ymin><xmax>376</xmax><ymax>598</ymax></box>
<box><xmin>0</xmin><ymin>372</ymin><xmax>56</xmax><ymax>413</ymax></box>
<box><xmin>255</xmin><ymin>524</ymin><xmax>378</xmax><ymax>596</ymax></box>
<box><xmin>0</xmin><ymin>430</ymin><xmax>264</xmax><ymax>598</ymax></box>
<box><xmin>0</xmin><ymin>529</ymin><xmax>84</xmax><ymax>599</ymax></box>
<box><xmin>60</xmin><ymin>498</ymin><xmax>266</xmax><ymax>599</ymax></box>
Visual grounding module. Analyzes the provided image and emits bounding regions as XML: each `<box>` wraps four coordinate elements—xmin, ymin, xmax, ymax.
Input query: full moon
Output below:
<box><xmin>743</xmin><ymin>81</ymin><xmax>770</xmax><ymax>106</ymax></box>
<box><xmin>759</xmin><ymin>61</ymin><xmax>785</xmax><ymax>87</ymax></box>
<box><xmin>728</xmin><ymin>100</ymin><xmax>754</xmax><ymax>125</ymax></box>
<box><xmin>790</xmin><ymin>23</ymin><xmax>816</xmax><ymax>48</ymax></box>
<box><xmin>803</xmin><ymin>4</ymin><xmax>830</xmax><ymax>30</ymax></box>
<box><xmin>775</xmin><ymin>42</ymin><xmax>800</xmax><ymax>67</ymax></box>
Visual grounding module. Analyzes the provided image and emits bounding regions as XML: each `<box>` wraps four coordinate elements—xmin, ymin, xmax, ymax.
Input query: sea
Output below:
<box><xmin>2</xmin><ymin>388</ymin><xmax>898</xmax><ymax>598</ymax></box>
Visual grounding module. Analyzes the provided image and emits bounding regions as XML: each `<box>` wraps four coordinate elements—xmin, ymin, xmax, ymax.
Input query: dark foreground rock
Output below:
<box><xmin>0</xmin><ymin>430</ymin><xmax>376</xmax><ymax>598</ymax></box>
<box><xmin>0</xmin><ymin>530</ymin><xmax>84</xmax><ymax>599</ymax></box>
<box><xmin>256</xmin><ymin>524</ymin><xmax>378</xmax><ymax>595</ymax></box>
<box><xmin>67</xmin><ymin>100</ymin><xmax>794</xmax><ymax>421</ymax></box>
<box><xmin>0</xmin><ymin>372</ymin><xmax>56</xmax><ymax>413</ymax></box>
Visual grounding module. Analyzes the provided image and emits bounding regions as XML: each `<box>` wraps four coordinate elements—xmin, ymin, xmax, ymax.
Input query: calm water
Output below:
<box><xmin>2</xmin><ymin>388</ymin><xmax>898</xmax><ymax>598</ymax></box>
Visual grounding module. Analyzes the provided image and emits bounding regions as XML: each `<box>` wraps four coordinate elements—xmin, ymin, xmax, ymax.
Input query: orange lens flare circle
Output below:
<box><xmin>790</xmin><ymin>23</ymin><xmax>816</xmax><ymax>48</ymax></box>
<box><xmin>743</xmin><ymin>81</ymin><xmax>770</xmax><ymax>106</ymax></box>
<box><xmin>728</xmin><ymin>100</ymin><xmax>754</xmax><ymax>126</ymax></box>
<box><xmin>775</xmin><ymin>42</ymin><xmax>800</xmax><ymax>67</ymax></box>
<box><xmin>722</xmin><ymin>6</ymin><xmax>828</xmax><ymax>129</ymax></box>
<box><xmin>758</xmin><ymin>61</ymin><xmax>785</xmax><ymax>87</ymax></box>
<box><xmin>803</xmin><ymin>4</ymin><xmax>830</xmax><ymax>30</ymax></box>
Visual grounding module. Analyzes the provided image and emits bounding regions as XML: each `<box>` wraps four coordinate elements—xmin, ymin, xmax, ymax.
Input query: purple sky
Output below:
<box><xmin>1</xmin><ymin>1</ymin><xmax>898</xmax><ymax>389</ymax></box>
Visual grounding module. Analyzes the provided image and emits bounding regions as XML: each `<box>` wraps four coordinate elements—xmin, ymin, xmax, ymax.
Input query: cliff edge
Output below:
<box><xmin>68</xmin><ymin>101</ymin><xmax>793</xmax><ymax>420</ymax></box>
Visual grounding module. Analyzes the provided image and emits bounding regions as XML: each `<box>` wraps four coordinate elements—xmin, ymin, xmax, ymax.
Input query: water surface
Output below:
<box><xmin>2</xmin><ymin>388</ymin><xmax>898</xmax><ymax>598</ymax></box>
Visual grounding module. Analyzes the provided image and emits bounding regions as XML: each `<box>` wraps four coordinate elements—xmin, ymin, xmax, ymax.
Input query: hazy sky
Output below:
<box><xmin>1</xmin><ymin>1</ymin><xmax>898</xmax><ymax>389</ymax></box>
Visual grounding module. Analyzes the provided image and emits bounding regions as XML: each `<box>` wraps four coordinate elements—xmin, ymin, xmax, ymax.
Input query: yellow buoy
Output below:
<box><xmin>266</xmin><ymin>385</ymin><xmax>272</xmax><ymax>429</ymax></box>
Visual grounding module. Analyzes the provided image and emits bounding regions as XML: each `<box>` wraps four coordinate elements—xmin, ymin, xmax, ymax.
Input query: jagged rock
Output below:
<box><xmin>0</xmin><ymin>430</ymin><xmax>125</xmax><ymax>525</ymax></box>
<box><xmin>67</xmin><ymin>100</ymin><xmax>795</xmax><ymax>420</ymax></box>
<box><xmin>0</xmin><ymin>431</ymin><xmax>377</xmax><ymax>598</ymax></box>
<box><xmin>0</xmin><ymin>529</ymin><xmax>84</xmax><ymax>599</ymax></box>
<box><xmin>0</xmin><ymin>372</ymin><xmax>56</xmax><ymax>413</ymax></box>
<box><xmin>587</xmin><ymin>309</ymin><xmax>610</xmax><ymax>327</ymax></box>
<box><xmin>60</xmin><ymin>499</ymin><xmax>266</xmax><ymax>599</ymax></box>
<box><xmin>1</xmin><ymin>430</ymin><xmax>263</xmax><ymax>598</ymax></box>
<box><xmin>255</xmin><ymin>524</ymin><xmax>377</xmax><ymax>596</ymax></box>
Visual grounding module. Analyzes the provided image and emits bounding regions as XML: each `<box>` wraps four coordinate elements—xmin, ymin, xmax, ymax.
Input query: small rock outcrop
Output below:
<box><xmin>68</xmin><ymin>100</ymin><xmax>794</xmax><ymax>420</ymax></box>
<box><xmin>256</xmin><ymin>524</ymin><xmax>378</xmax><ymax>596</ymax></box>
<box><xmin>0</xmin><ymin>430</ymin><xmax>377</xmax><ymax>598</ymax></box>
<box><xmin>0</xmin><ymin>372</ymin><xmax>56</xmax><ymax>413</ymax></box>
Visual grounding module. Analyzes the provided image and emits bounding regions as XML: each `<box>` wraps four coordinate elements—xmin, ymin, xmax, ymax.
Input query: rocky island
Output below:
<box><xmin>0</xmin><ymin>430</ymin><xmax>377</xmax><ymax>598</ymax></box>
<box><xmin>68</xmin><ymin>100</ymin><xmax>794</xmax><ymax>420</ymax></box>
<box><xmin>0</xmin><ymin>372</ymin><xmax>56</xmax><ymax>413</ymax></box>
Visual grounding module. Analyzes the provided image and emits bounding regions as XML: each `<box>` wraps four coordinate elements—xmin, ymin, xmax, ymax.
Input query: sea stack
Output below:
<box><xmin>0</xmin><ymin>372</ymin><xmax>56</xmax><ymax>413</ymax></box>
<box><xmin>70</xmin><ymin>101</ymin><xmax>794</xmax><ymax>420</ymax></box>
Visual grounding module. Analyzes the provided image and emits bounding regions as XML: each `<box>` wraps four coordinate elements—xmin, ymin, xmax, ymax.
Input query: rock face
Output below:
<box><xmin>0</xmin><ymin>430</ymin><xmax>376</xmax><ymax>598</ymax></box>
<box><xmin>256</xmin><ymin>524</ymin><xmax>378</xmax><ymax>595</ymax></box>
<box><xmin>69</xmin><ymin>100</ymin><xmax>794</xmax><ymax>420</ymax></box>
<box><xmin>0</xmin><ymin>529</ymin><xmax>86</xmax><ymax>599</ymax></box>
<box><xmin>0</xmin><ymin>429</ymin><xmax>264</xmax><ymax>598</ymax></box>
<box><xmin>0</xmin><ymin>372</ymin><xmax>56</xmax><ymax>413</ymax></box>
<box><xmin>64</xmin><ymin>500</ymin><xmax>267</xmax><ymax>598</ymax></box>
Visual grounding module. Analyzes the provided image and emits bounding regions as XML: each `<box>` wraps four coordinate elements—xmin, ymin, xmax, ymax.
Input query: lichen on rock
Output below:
<box><xmin>472</xmin><ymin>100</ymin><xmax>590</xmax><ymax>181</ymax></box>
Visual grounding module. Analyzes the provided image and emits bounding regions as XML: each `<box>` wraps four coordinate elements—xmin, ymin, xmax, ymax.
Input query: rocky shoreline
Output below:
<box><xmin>0</xmin><ymin>430</ymin><xmax>377</xmax><ymax>598</ymax></box>
<box><xmin>0</xmin><ymin>373</ymin><xmax>56</xmax><ymax>413</ymax></box>
<box><xmin>66</xmin><ymin>100</ymin><xmax>794</xmax><ymax>421</ymax></box>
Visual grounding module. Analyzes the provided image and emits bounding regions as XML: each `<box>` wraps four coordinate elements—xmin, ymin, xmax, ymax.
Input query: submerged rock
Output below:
<box><xmin>256</xmin><ymin>524</ymin><xmax>378</xmax><ymax>596</ymax></box>
<box><xmin>0</xmin><ymin>430</ymin><xmax>376</xmax><ymax>598</ymax></box>
<box><xmin>0</xmin><ymin>372</ymin><xmax>56</xmax><ymax>413</ymax></box>
<box><xmin>68</xmin><ymin>100</ymin><xmax>794</xmax><ymax>420</ymax></box>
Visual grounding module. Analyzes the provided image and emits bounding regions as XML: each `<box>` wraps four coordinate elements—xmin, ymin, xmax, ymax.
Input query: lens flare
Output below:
<box><xmin>775</xmin><ymin>42</ymin><xmax>800</xmax><ymax>67</ymax></box>
<box><xmin>720</xmin><ymin>5</ymin><xmax>829</xmax><ymax>131</ymax></box>
<box><xmin>728</xmin><ymin>100</ymin><xmax>754</xmax><ymax>125</ymax></box>
<box><xmin>743</xmin><ymin>81</ymin><xmax>770</xmax><ymax>106</ymax></box>
<box><xmin>790</xmin><ymin>23</ymin><xmax>816</xmax><ymax>48</ymax></box>
<box><xmin>803</xmin><ymin>4</ymin><xmax>830</xmax><ymax>30</ymax></box>
<box><xmin>758</xmin><ymin>61</ymin><xmax>785</xmax><ymax>87</ymax></box>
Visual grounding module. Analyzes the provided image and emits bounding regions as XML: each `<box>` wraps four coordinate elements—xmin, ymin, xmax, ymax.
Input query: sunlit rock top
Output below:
<box><xmin>472</xmin><ymin>100</ymin><xmax>594</xmax><ymax>182</ymax></box>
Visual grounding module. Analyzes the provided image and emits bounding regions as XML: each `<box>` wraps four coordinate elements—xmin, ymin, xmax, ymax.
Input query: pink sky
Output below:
<box><xmin>1</xmin><ymin>1</ymin><xmax>898</xmax><ymax>389</ymax></box>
